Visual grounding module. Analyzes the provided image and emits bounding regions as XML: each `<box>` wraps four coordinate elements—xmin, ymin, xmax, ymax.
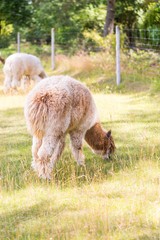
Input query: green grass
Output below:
<box><xmin>0</xmin><ymin>91</ymin><xmax>160</xmax><ymax>240</ymax></box>
<box><xmin>0</xmin><ymin>49</ymin><xmax>160</xmax><ymax>239</ymax></box>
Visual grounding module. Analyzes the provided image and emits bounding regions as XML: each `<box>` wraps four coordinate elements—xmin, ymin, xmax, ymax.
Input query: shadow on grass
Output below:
<box><xmin>132</xmin><ymin>233</ymin><xmax>160</xmax><ymax>240</ymax></box>
<box><xmin>0</xmin><ymin>199</ymin><xmax>69</xmax><ymax>239</ymax></box>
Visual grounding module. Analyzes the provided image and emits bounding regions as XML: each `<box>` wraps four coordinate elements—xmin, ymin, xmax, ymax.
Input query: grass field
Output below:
<box><xmin>0</xmin><ymin>51</ymin><xmax>160</xmax><ymax>239</ymax></box>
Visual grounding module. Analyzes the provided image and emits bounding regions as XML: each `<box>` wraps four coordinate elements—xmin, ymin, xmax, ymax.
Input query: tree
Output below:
<box><xmin>0</xmin><ymin>0</ymin><xmax>32</xmax><ymax>47</ymax></box>
<box><xmin>25</xmin><ymin>0</ymin><xmax>106</xmax><ymax>45</ymax></box>
<box><xmin>0</xmin><ymin>0</ymin><xmax>31</xmax><ymax>29</ymax></box>
<box><xmin>114</xmin><ymin>0</ymin><xmax>142</xmax><ymax>47</ymax></box>
<box><xmin>142</xmin><ymin>1</ymin><xmax>160</xmax><ymax>28</ymax></box>
<box><xmin>103</xmin><ymin>0</ymin><xmax>115</xmax><ymax>36</ymax></box>
<box><xmin>140</xmin><ymin>1</ymin><xmax>160</xmax><ymax>47</ymax></box>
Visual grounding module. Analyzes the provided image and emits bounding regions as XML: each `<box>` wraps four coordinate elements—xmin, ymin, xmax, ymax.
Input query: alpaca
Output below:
<box><xmin>24</xmin><ymin>75</ymin><xmax>115</xmax><ymax>179</ymax></box>
<box><xmin>3</xmin><ymin>53</ymin><xmax>47</xmax><ymax>92</ymax></box>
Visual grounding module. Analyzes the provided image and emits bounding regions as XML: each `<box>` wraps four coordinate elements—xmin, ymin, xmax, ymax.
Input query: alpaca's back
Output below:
<box><xmin>3</xmin><ymin>53</ymin><xmax>45</xmax><ymax>77</ymax></box>
<box><xmin>3</xmin><ymin>53</ymin><xmax>47</xmax><ymax>92</ymax></box>
<box><xmin>24</xmin><ymin>75</ymin><xmax>114</xmax><ymax>179</ymax></box>
<box><xmin>24</xmin><ymin>76</ymin><xmax>99</xmax><ymax>138</ymax></box>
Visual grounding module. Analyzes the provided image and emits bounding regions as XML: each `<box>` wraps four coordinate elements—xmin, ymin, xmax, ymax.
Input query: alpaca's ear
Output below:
<box><xmin>106</xmin><ymin>130</ymin><xmax>111</xmax><ymax>138</ymax></box>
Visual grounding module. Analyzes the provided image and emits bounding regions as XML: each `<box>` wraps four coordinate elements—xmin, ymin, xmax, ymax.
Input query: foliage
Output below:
<box><xmin>0</xmin><ymin>21</ymin><xmax>13</xmax><ymax>48</ymax></box>
<box><xmin>0</xmin><ymin>0</ymin><xmax>31</xmax><ymax>48</ymax></box>
<box><xmin>73</xmin><ymin>3</ymin><xmax>106</xmax><ymax>31</ymax></box>
<box><xmin>0</xmin><ymin>83</ymin><xmax>160</xmax><ymax>239</ymax></box>
<box><xmin>83</xmin><ymin>29</ymin><xmax>127</xmax><ymax>54</ymax></box>
<box><xmin>0</xmin><ymin>0</ymin><xmax>159</xmax><ymax>50</ymax></box>
<box><xmin>0</xmin><ymin>0</ymin><xmax>31</xmax><ymax>28</ymax></box>
<box><xmin>0</xmin><ymin>42</ymin><xmax>160</xmax><ymax>239</ymax></box>
<box><xmin>24</xmin><ymin>1</ymin><xmax>106</xmax><ymax>46</ymax></box>
<box><xmin>0</xmin><ymin>21</ymin><xmax>13</xmax><ymax>35</ymax></box>
<box><xmin>141</xmin><ymin>2</ymin><xmax>160</xmax><ymax>28</ymax></box>
<box><xmin>115</xmin><ymin>0</ymin><xmax>142</xmax><ymax>28</ymax></box>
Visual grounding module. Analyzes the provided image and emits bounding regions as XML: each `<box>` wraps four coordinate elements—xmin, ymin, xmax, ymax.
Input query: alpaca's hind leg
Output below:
<box><xmin>69</xmin><ymin>131</ymin><xmax>85</xmax><ymax>166</ymax></box>
<box><xmin>36</xmin><ymin>135</ymin><xmax>65</xmax><ymax>179</ymax></box>
<box><xmin>31</xmin><ymin>136</ymin><xmax>42</xmax><ymax>172</ymax></box>
<box><xmin>36</xmin><ymin>136</ymin><xmax>54</xmax><ymax>179</ymax></box>
<box><xmin>50</xmin><ymin>135</ymin><xmax>65</xmax><ymax>166</ymax></box>
<box><xmin>3</xmin><ymin>76</ymin><xmax>12</xmax><ymax>93</ymax></box>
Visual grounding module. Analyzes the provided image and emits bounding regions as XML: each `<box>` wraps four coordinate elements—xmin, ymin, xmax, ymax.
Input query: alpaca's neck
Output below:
<box><xmin>84</xmin><ymin>123</ymin><xmax>106</xmax><ymax>151</ymax></box>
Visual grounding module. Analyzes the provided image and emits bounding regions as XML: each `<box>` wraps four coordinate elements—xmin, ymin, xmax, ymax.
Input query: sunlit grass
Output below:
<box><xmin>0</xmin><ymin>48</ymin><xmax>159</xmax><ymax>93</ymax></box>
<box><xmin>54</xmin><ymin>50</ymin><xmax>160</xmax><ymax>94</ymax></box>
<box><xmin>0</xmin><ymin>48</ymin><xmax>160</xmax><ymax>239</ymax></box>
<box><xmin>0</xmin><ymin>88</ymin><xmax>160</xmax><ymax>239</ymax></box>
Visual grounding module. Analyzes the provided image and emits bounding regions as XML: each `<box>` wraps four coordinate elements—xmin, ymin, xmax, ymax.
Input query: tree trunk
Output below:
<box><xmin>104</xmin><ymin>0</ymin><xmax>115</xmax><ymax>37</ymax></box>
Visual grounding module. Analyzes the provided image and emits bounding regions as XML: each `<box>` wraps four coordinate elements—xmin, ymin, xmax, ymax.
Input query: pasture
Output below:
<box><xmin>0</xmin><ymin>52</ymin><xmax>160</xmax><ymax>239</ymax></box>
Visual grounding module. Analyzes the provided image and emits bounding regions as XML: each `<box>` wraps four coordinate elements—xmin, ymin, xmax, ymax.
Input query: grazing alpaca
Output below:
<box><xmin>24</xmin><ymin>76</ymin><xmax>115</xmax><ymax>179</ymax></box>
<box><xmin>3</xmin><ymin>53</ymin><xmax>47</xmax><ymax>92</ymax></box>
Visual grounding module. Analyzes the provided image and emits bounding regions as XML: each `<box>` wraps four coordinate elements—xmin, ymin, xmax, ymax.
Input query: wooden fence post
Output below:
<box><xmin>116</xmin><ymin>26</ymin><xmax>121</xmax><ymax>85</ymax></box>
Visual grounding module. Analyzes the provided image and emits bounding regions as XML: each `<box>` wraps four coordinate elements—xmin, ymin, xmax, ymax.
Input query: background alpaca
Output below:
<box><xmin>3</xmin><ymin>53</ymin><xmax>47</xmax><ymax>92</ymax></box>
<box><xmin>24</xmin><ymin>75</ymin><xmax>115</xmax><ymax>179</ymax></box>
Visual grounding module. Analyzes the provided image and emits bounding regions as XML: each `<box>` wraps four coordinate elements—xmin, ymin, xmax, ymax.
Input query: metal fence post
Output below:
<box><xmin>51</xmin><ymin>28</ymin><xmax>55</xmax><ymax>70</ymax></box>
<box><xmin>17</xmin><ymin>32</ymin><xmax>20</xmax><ymax>53</ymax></box>
<box><xmin>116</xmin><ymin>26</ymin><xmax>121</xmax><ymax>85</ymax></box>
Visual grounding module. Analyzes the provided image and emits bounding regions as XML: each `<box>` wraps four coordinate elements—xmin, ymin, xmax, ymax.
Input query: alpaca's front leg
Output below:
<box><xmin>32</xmin><ymin>75</ymin><xmax>42</xmax><ymax>83</ymax></box>
<box><xmin>21</xmin><ymin>75</ymin><xmax>30</xmax><ymax>91</ymax></box>
<box><xmin>11</xmin><ymin>76</ymin><xmax>20</xmax><ymax>89</ymax></box>
<box><xmin>70</xmin><ymin>131</ymin><xmax>85</xmax><ymax>166</ymax></box>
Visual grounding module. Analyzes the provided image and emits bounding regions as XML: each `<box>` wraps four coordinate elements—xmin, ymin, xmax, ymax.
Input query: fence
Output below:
<box><xmin>0</xmin><ymin>26</ymin><xmax>159</xmax><ymax>87</ymax></box>
<box><xmin>124</xmin><ymin>28</ymin><xmax>160</xmax><ymax>50</ymax></box>
<box><xmin>116</xmin><ymin>27</ymin><xmax>160</xmax><ymax>86</ymax></box>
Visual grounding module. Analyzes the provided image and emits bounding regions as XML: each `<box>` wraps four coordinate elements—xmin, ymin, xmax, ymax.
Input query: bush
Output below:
<box><xmin>83</xmin><ymin>30</ymin><xmax>126</xmax><ymax>54</ymax></box>
<box><xmin>0</xmin><ymin>21</ymin><xmax>13</xmax><ymax>48</ymax></box>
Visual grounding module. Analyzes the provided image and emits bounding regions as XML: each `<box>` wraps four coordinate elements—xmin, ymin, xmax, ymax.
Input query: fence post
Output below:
<box><xmin>51</xmin><ymin>28</ymin><xmax>55</xmax><ymax>70</ymax></box>
<box><xmin>17</xmin><ymin>32</ymin><xmax>20</xmax><ymax>53</ymax></box>
<box><xmin>116</xmin><ymin>26</ymin><xmax>121</xmax><ymax>85</ymax></box>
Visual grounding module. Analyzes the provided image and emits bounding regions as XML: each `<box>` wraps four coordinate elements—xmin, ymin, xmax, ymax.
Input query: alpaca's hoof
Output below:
<box><xmin>77</xmin><ymin>160</ymin><xmax>85</xmax><ymax>167</ymax></box>
<box><xmin>38</xmin><ymin>172</ymin><xmax>51</xmax><ymax>180</ymax></box>
<box><xmin>32</xmin><ymin>160</ymin><xmax>52</xmax><ymax>180</ymax></box>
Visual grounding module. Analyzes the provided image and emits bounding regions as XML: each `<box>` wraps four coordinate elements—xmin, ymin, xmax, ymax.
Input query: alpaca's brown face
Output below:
<box><xmin>92</xmin><ymin>130</ymin><xmax>115</xmax><ymax>159</ymax></box>
<box><xmin>103</xmin><ymin>130</ymin><xmax>115</xmax><ymax>159</ymax></box>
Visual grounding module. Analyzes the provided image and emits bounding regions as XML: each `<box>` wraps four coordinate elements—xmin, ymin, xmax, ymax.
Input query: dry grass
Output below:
<box><xmin>0</xmin><ymin>90</ymin><xmax>160</xmax><ymax>239</ymax></box>
<box><xmin>0</xmin><ymin>50</ymin><xmax>160</xmax><ymax>239</ymax></box>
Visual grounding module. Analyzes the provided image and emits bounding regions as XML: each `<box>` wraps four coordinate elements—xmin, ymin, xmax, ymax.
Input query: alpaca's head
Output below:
<box><xmin>103</xmin><ymin>130</ymin><xmax>115</xmax><ymax>159</ymax></box>
<box><xmin>85</xmin><ymin>123</ymin><xmax>116</xmax><ymax>159</ymax></box>
<box><xmin>92</xmin><ymin>130</ymin><xmax>115</xmax><ymax>159</ymax></box>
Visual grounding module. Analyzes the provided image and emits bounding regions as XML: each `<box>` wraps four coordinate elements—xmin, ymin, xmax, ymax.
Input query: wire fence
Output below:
<box><xmin>0</xmin><ymin>27</ymin><xmax>159</xmax><ymax>88</ymax></box>
<box><xmin>124</xmin><ymin>28</ymin><xmax>160</xmax><ymax>51</ymax></box>
<box><xmin>0</xmin><ymin>28</ymin><xmax>160</xmax><ymax>55</ymax></box>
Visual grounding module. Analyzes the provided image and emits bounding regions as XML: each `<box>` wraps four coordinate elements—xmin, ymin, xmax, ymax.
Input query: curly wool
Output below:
<box><xmin>24</xmin><ymin>75</ymin><xmax>115</xmax><ymax>179</ymax></box>
<box><xmin>3</xmin><ymin>53</ymin><xmax>47</xmax><ymax>92</ymax></box>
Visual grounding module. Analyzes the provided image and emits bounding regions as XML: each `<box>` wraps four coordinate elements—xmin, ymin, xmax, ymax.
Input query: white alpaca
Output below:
<box><xmin>3</xmin><ymin>53</ymin><xmax>47</xmax><ymax>92</ymax></box>
<box><xmin>24</xmin><ymin>76</ymin><xmax>115</xmax><ymax>179</ymax></box>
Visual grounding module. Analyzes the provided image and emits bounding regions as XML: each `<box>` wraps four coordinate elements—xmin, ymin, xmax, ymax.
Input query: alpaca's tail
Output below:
<box><xmin>25</xmin><ymin>93</ymin><xmax>50</xmax><ymax>138</ymax></box>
